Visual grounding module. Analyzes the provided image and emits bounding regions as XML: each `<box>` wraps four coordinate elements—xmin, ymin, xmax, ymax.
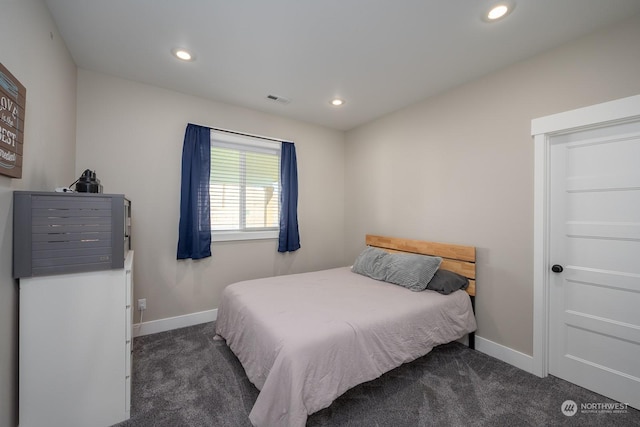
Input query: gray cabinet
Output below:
<box><xmin>13</xmin><ymin>191</ymin><xmax>131</xmax><ymax>278</ymax></box>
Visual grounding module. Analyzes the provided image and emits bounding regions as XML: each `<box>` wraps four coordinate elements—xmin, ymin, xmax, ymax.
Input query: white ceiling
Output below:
<box><xmin>44</xmin><ymin>0</ymin><xmax>640</xmax><ymax>131</ymax></box>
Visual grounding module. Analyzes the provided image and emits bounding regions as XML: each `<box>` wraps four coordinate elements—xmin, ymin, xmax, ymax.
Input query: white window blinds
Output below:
<box><xmin>210</xmin><ymin>131</ymin><xmax>280</xmax><ymax>239</ymax></box>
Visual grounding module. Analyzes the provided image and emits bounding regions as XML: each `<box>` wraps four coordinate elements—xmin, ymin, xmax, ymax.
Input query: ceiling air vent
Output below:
<box><xmin>266</xmin><ymin>94</ymin><xmax>291</xmax><ymax>105</ymax></box>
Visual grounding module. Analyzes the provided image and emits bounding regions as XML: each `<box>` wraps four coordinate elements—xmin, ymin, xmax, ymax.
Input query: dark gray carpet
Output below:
<box><xmin>115</xmin><ymin>322</ymin><xmax>640</xmax><ymax>427</ymax></box>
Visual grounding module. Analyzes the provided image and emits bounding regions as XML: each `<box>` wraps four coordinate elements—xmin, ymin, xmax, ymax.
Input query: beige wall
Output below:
<box><xmin>75</xmin><ymin>69</ymin><xmax>345</xmax><ymax>324</ymax></box>
<box><xmin>344</xmin><ymin>14</ymin><xmax>640</xmax><ymax>356</ymax></box>
<box><xmin>0</xmin><ymin>1</ymin><xmax>77</xmax><ymax>425</ymax></box>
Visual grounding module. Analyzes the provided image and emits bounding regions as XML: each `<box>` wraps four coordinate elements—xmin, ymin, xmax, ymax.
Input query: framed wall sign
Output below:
<box><xmin>0</xmin><ymin>63</ymin><xmax>26</xmax><ymax>179</ymax></box>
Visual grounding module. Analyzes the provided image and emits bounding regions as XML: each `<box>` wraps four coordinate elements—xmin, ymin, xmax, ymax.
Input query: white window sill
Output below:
<box><xmin>212</xmin><ymin>230</ymin><xmax>278</xmax><ymax>242</ymax></box>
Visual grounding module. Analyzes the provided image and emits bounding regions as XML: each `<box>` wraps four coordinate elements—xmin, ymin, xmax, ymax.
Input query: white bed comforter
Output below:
<box><xmin>215</xmin><ymin>267</ymin><xmax>476</xmax><ymax>427</ymax></box>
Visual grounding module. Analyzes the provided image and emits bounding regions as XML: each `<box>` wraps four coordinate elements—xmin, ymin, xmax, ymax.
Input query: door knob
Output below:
<box><xmin>551</xmin><ymin>264</ymin><xmax>564</xmax><ymax>273</ymax></box>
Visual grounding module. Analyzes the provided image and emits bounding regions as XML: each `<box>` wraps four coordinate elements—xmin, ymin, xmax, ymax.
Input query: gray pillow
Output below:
<box><xmin>383</xmin><ymin>252</ymin><xmax>442</xmax><ymax>291</ymax></box>
<box><xmin>427</xmin><ymin>269</ymin><xmax>469</xmax><ymax>295</ymax></box>
<box><xmin>351</xmin><ymin>246</ymin><xmax>389</xmax><ymax>281</ymax></box>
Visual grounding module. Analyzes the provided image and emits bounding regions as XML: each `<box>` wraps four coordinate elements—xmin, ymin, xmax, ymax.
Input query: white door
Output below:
<box><xmin>549</xmin><ymin>119</ymin><xmax>640</xmax><ymax>409</ymax></box>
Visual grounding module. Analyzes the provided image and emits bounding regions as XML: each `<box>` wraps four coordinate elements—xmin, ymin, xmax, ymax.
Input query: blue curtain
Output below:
<box><xmin>278</xmin><ymin>142</ymin><xmax>301</xmax><ymax>252</ymax></box>
<box><xmin>177</xmin><ymin>123</ymin><xmax>212</xmax><ymax>259</ymax></box>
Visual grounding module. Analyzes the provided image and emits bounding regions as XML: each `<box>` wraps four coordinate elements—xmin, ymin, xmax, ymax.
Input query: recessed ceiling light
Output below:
<box><xmin>330</xmin><ymin>98</ymin><xmax>345</xmax><ymax>107</ymax></box>
<box><xmin>484</xmin><ymin>2</ymin><xmax>514</xmax><ymax>22</ymax></box>
<box><xmin>172</xmin><ymin>48</ymin><xmax>195</xmax><ymax>61</ymax></box>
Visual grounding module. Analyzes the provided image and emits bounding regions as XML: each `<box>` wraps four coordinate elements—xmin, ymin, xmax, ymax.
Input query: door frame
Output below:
<box><xmin>530</xmin><ymin>94</ymin><xmax>640</xmax><ymax>377</ymax></box>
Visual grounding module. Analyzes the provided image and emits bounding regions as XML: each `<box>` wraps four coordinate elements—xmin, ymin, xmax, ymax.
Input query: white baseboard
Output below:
<box><xmin>475</xmin><ymin>335</ymin><xmax>534</xmax><ymax>374</ymax></box>
<box><xmin>133</xmin><ymin>309</ymin><xmax>218</xmax><ymax>337</ymax></box>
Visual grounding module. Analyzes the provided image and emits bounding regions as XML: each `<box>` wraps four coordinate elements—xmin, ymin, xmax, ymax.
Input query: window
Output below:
<box><xmin>210</xmin><ymin>130</ymin><xmax>280</xmax><ymax>241</ymax></box>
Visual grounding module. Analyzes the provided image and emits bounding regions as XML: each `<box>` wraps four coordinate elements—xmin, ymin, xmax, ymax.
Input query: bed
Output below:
<box><xmin>214</xmin><ymin>235</ymin><xmax>477</xmax><ymax>427</ymax></box>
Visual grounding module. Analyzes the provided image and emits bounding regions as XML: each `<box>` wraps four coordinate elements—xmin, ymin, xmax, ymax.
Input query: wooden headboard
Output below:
<box><xmin>365</xmin><ymin>234</ymin><xmax>476</xmax><ymax>297</ymax></box>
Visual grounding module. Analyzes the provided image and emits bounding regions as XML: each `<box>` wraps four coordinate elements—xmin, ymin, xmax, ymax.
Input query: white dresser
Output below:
<box><xmin>19</xmin><ymin>251</ymin><xmax>134</xmax><ymax>427</ymax></box>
